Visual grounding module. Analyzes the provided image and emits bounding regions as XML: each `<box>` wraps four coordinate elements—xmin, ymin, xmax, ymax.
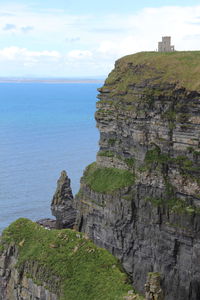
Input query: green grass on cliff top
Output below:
<box><xmin>83</xmin><ymin>162</ymin><xmax>135</xmax><ymax>193</ymax></box>
<box><xmin>1</xmin><ymin>218</ymin><xmax>143</xmax><ymax>300</ymax></box>
<box><xmin>105</xmin><ymin>51</ymin><xmax>200</xmax><ymax>92</ymax></box>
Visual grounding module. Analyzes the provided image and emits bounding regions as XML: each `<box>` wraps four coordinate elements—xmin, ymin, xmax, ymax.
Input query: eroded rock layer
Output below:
<box><xmin>74</xmin><ymin>52</ymin><xmax>200</xmax><ymax>300</ymax></box>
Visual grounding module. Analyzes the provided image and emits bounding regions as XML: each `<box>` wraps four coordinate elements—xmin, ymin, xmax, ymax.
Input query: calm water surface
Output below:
<box><xmin>0</xmin><ymin>83</ymin><xmax>100</xmax><ymax>232</ymax></box>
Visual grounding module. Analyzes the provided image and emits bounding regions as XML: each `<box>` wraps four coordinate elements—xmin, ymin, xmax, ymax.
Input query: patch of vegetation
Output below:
<box><xmin>170</xmin><ymin>199</ymin><xmax>200</xmax><ymax>214</ymax></box>
<box><xmin>105</xmin><ymin>51</ymin><xmax>200</xmax><ymax>93</ymax></box>
<box><xmin>146</xmin><ymin>196</ymin><xmax>200</xmax><ymax>215</ymax></box>
<box><xmin>177</xmin><ymin>113</ymin><xmax>190</xmax><ymax>124</ymax></box>
<box><xmin>124</xmin><ymin>158</ymin><xmax>135</xmax><ymax>168</ymax></box>
<box><xmin>96</xmin><ymin>100</ymin><xmax>115</xmax><ymax>106</ymax></box>
<box><xmin>98</xmin><ymin>151</ymin><xmax>115</xmax><ymax>158</ymax></box>
<box><xmin>142</xmin><ymin>145</ymin><xmax>200</xmax><ymax>185</ymax></box>
<box><xmin>122</xmin><ymin>195</ymin><xmax>133</xmax><ymax>201</ymax></box>
<box><xmin>143</xmin><ymin>146</ymin><xmax>200</xmax><ymax>212</ymax></box>
<box><xmin>1</xmin><ymin>218</ymin><xmax>143</xmax><ymax>300</ymax></box>
<box><xmin>162</xmin><ymin>109</ymin><xmax>176</xmax><ymax>122</ymax></box>
<box><xmin>171</xmin><ymin>156</ymin><xmax>200</xmax><ymax>184</ymax></box>
<box><xmin>148</xmin><ymin>272</ymin><xmax>161</xmax><ymax>278</ymax></box>
<box><xmin>108</xmin><ymin>138</ymin><xmax>117</xmax><ymax>146</ymax></box>
<box><xmin>0</xmin><ymin>244</ymin><xmax>4</xmax><ymax>253</ymax></box>
<box><xmin>144</xmin><ymin>145</ymin><xmax>170</xmax><ymax>166</ymax></box>
<box><xmin>83</xmin><ymin>163</ymin><xmax>135</xmax><ymax>193</ymax></box>
<box><xmin>194</xmin><ymin>150</ymin><xmax>200</xmax><ymax>156</ymax></box>
<box><xmin>187</xmin><ymin>146</ymin><xmax>200</xmax><ymax>156</ymax></box>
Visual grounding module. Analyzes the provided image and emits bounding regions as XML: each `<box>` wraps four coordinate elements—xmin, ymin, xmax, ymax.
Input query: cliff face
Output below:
<box><xmin>74</xmin><ymin>52</ymin><xmax>200</xmax><ymax>300</ymax></box>
<box><xmin>0</xmin><ymin>243</ymin><xmax>57</xmax><ymax>300</ymax></box>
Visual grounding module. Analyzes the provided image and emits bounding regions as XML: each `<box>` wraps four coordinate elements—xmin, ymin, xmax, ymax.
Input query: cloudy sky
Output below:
<box><xmin>1</xmin><ymin>0</ymin><xmax>200</xmax><ymax>77</ymax></box>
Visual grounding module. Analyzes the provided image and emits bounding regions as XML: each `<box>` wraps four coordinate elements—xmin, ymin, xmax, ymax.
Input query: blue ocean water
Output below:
<box><xmin>0</xmin><ymin>83</ymin><xmax>100</xmax><ymax>232</ymax></box>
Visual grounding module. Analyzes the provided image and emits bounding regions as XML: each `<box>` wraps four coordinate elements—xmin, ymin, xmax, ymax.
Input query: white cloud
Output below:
<box><xmin>98</xmin><ymin>41</ymin><xmax>115</xmax><ymax>54</ymax></box>
<box><xmin>0</xmin><ymin>47</ymin><xmax>60</xmax><ymax>63</ymax></box>
<box><xmin>0</xmin><ymin>4</ymin><xmax>200</xmax><ymax>76</ymax></box>
<box><xmin>67</xmin><ymin>50</ymin><xmax>93</xmax><ymax>60</ymax></box>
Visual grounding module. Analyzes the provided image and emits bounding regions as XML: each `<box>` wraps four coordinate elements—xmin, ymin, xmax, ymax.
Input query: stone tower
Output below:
<box><xmin>158</xmin><ymin>36</ymin><xmax>175</xmax><ymax>52</ymax></box>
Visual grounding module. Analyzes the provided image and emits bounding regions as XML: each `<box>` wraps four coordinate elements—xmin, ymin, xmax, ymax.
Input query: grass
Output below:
<box><xmin>144</xmin><ymin>145</ymin><xmax>170</xmax><ymax>165</ymax></box>
<box><xmin>108</xmin><ymin>138</ymin><xmax>117</xmax><ymax>146</ymax></box>
<box><xmin>1</xmin><ymin>218</ymin><xmax>143</xmax><ymax>300</ymax></box>
<box><xmin>124</xmin><ymin>158</ymin><xmax>135</xmax><ymax>168</ymax></box>
<box><xmin>83</xmin><ymin>163</ymin><xmax>135</xmax><ymax>193</ymax></box>
<box><xmin>98</xmin><ymin>150</ymin><xmax>115</xmax><ymax>157</ymax></box>
<box><xmin>105</xmin><ymin>51</ymin><xmax>200</xmax><ymax>93</ymax></box>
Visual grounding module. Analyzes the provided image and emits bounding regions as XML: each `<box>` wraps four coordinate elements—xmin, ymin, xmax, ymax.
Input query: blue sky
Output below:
<box><xmin>0</xmin><ymin>0</ymin><xmax>200</xmax><ymax>77</ymax></box>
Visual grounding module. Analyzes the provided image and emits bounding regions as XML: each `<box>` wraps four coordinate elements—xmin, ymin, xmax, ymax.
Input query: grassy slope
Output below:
<box><xmin>1</xmin><ymin>218</ymin><xmax>143</xmax><ymax>300</ymax></box>
<box><xmin>83</xmin><ymin>162</ymin><xmax>135</xmax><ymax>193</ymax></box>
<box><xmin>105</xmin><ymin>51</ymin><xmax>200</xmax><ymax>92</ymax></box>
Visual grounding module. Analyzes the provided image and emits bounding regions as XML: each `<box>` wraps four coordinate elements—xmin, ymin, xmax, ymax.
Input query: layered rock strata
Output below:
<box><xmin>51</xmin><ymin>170</ymin><xmax>76</xmax><ymax>229</ymax></box>
<box><xmin>73</xmin><ymin>52</ymin><xmax>200</xmax><ymax>300</ymax></box>
<box><xmin>0</xmin><ymin>243</ymin><xmax>57</xmax><ymax>300</ymax></box>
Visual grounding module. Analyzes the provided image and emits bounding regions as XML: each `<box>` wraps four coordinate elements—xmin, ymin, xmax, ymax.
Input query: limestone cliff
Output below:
<box><xmin>73</xmin><ymin>52</ymin><xmax>200</xmax><ymax>300</ymax></box>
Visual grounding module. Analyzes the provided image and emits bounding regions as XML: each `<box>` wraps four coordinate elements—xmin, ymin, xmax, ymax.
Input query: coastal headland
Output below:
<box><xmin>1</xmin><ymin>51</ymin><xmax>200</xmax><ymax>300</ymax></box>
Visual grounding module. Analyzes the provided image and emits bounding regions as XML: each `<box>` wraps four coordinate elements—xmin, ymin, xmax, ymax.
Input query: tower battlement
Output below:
<box><xmin>158</xmin><ymin>36</ymin><xmax>175</xmax><ymax>52</ymax></box>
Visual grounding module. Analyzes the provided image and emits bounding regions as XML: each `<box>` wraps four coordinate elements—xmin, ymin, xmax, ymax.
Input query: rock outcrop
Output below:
<box><xmin>145</xmin><ymin>273</ymin><xmax>164</xmax><ymax>300</ymax></box>
<box><xmin>36</xmin><ymin>218</ymin><xmax>57</xmax><ymax>229</ymax></box>
<box><xmin>73</xmin><ymin>52</ymin><xmax>200</xmax><ymax>300</ymax></box>
<box><xmin>51</xmin><ymin>170</ymin><xmax>76</xmax><ymax>229</ymax></box>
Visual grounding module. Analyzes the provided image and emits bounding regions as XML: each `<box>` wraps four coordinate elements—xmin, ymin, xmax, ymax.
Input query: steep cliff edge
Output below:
<box><xmin>74</xmin><ymin>52</ymin><xmax>200</xmax><ymax>300</ymax></box>
<box><xmin>0</xmin><ymin>218</ymin><xmax>142</xmax><ymax>300</ymax></box>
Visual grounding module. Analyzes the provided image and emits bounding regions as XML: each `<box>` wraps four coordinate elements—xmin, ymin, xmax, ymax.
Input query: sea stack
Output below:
<box><xmin>51</xmin><ymin>170</ymin><xmax>76</xmax><ymax>229</ymax></box>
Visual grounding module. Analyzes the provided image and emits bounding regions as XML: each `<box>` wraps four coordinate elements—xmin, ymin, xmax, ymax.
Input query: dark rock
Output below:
<box><xmin>36</xmin><ymin>218</ymin><xmax>57</xmax><ymax>229</ymax></box>
<box><xmin>51</xmin><ymin>170</ymin><xmax>76</xmax><ymax>229</ymax></box>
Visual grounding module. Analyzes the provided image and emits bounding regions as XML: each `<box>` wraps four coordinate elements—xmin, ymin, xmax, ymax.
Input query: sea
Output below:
<box><xmin>0</xmin><ymin>82</ymin><xmax>101</xmax><ymax>232</ymax></box>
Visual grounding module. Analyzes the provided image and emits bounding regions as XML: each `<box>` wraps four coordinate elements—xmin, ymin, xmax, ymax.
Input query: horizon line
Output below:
<box><xmin>0</xmin><ymin>77</ymin><xmax>105</xmax><ymax>84</ymax></box>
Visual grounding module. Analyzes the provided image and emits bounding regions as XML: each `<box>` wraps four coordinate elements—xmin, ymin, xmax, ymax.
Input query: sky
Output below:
<box><xmin>1</xmin><ymin>0</ymin><xmax>200</xmax><ymax>77</ymax></box>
